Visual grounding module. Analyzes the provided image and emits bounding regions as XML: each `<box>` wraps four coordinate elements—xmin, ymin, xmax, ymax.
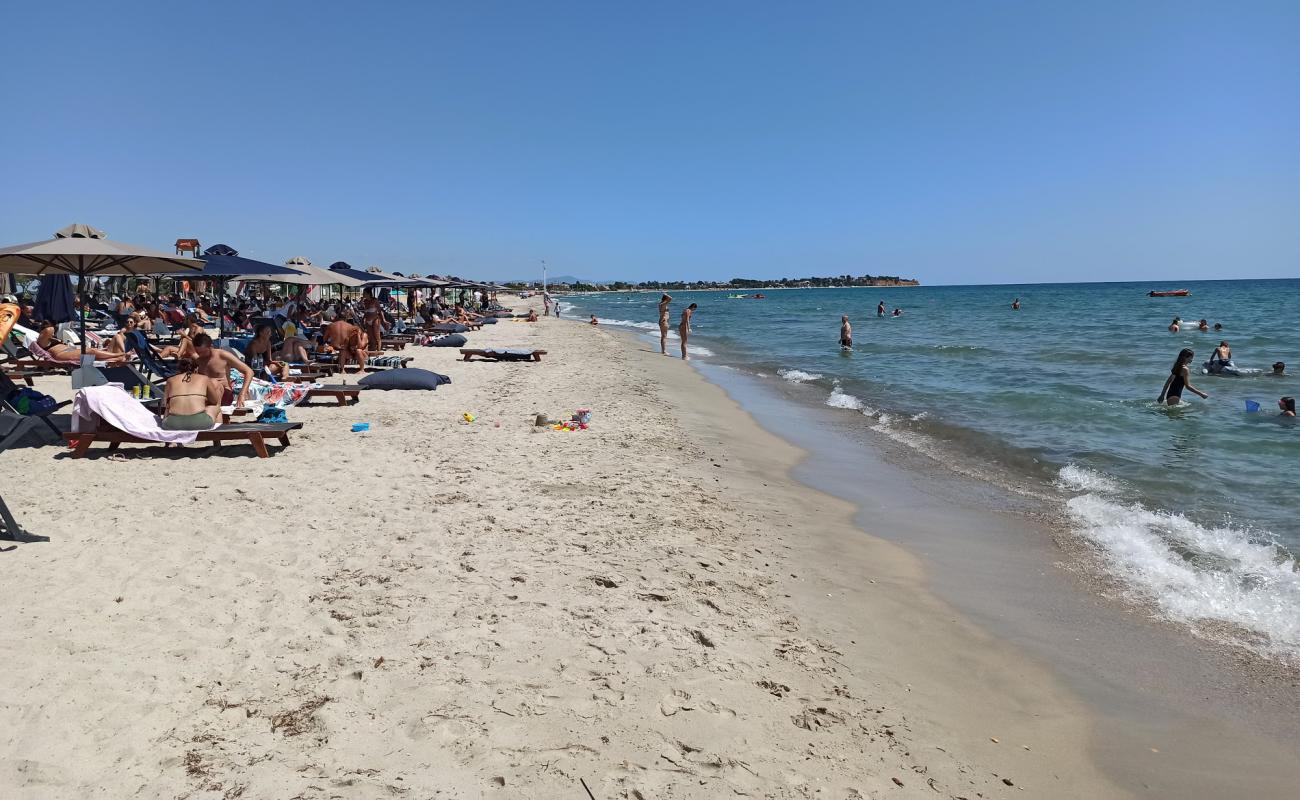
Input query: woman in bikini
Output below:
<box><xmin>161</xmin><ymin>357</ymin><xmax>222</xmax><ymax>431</ymax></box>
<box><xmin>34</xmin><ymin>321</ymin><xmax>129</xmax><ymax>364</ymax></box>
<box><xmin>244</xmin><ymin>324</ymin><xmax>290</xmax><ymax>379</ymax></box>
<box><xmin>679</xmin><ymin>302</ymin><xmax>697</xmax><ymax>360</ymax></box>
<box><xmin>658</xmin><ymin>294</ymin><xmax>672</xmax><ymax>355</ymax></box>
<box><xmin>1158</xmin><ymin>348</ymin><xmax>1208</xmax><ymax>406</ymax></box>
<box><xmin>361</xmin><ymin>288</ymin><xmax>385</xmax><ymax>352</ymax></box>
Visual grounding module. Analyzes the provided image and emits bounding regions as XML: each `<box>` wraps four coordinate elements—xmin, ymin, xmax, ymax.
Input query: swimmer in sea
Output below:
<box><xmin>1214</xmin><ymin>322</ymin><xmax>1223</xmax><ymax>331</ymax></box>
<box><xmin>679</xmin><ymin>302</ymin><xmax>697</xmax><ymax>360</ymax></box>
<box><xmin>839</xmin><ymin>315</ymin><xmax>852</xmax><ymax>349</ymax></box>
<box><xmin>1280</xmin><ymin>397</ymin><xmax>1297</xmax><ymax>417</ymax></box>
<box><xmin>1158</xmin><ymin>348</ymin><xmax>1208</xmax><ymax>406</ymax></box>
<box><xmin>892</xmin><ymin>307</ymin><xmax>903</xmax><ymax>317</ymax></box>
<box><xmin>657</xmin><ymin>293</ymin><xmax>672</xmax><ymax>355</ymax></box>
<box><xmin>877</xmin><ymin>300</ymin><xmax>886</xmax><ymax>318</ymax></box>
<box><xmin>1272</xmin><ymin>361</ymin><xmax>1286</xmax><ymax>376</ymax></box>
<box><xmin>1011</xmin><ymin>298</ymin><xmax>1020</xmax><ymax>310</ymax></box>
<box><xmin>1210</xmin><ymin>340</ymin><xmax>1232</xmax><ymax>369</ymax></box>
<box><xmin>1168</xmin><ymin>317</ymin><xmax>1181</xmax><ymax>333</ymax></box>
<box><xmin>1197</xmin><ymin>319</ymin><xmax>1209</xmax><ymax>332</ymax></box>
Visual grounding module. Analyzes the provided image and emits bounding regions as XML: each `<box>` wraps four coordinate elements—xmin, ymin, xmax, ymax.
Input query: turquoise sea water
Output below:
<box><xmin>562</xmin><ymin>281</ymin><xmax>1300</xmax><ymax>660</ymax></box>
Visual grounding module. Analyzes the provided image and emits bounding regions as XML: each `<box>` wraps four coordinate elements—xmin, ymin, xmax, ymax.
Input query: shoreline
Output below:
<box><xmin>0</xmin><ymin>304</ymin><xmax>1291</xmax><ymax>796</ymax></box>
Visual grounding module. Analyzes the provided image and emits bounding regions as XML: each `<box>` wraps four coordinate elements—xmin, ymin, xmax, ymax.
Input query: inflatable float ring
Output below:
<box><xmin>0</xmin><ymin>303</ymin><xmax>19</xmax><ymax>343</ymax></box>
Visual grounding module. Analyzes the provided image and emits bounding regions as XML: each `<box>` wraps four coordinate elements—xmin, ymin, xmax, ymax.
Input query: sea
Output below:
<box><xmin>559</xmin><ymin>280</ymin><xmax>1300</xmax><ymax>662</ymax></box>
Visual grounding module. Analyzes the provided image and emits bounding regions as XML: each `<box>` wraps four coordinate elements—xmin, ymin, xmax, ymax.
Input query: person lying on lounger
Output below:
<box><xmin>35</xmin><ymin>321</ymin><xmax>129</xmax><ymax>364</ymax></box>
<box><xmin>161</xmin><ymin>357</ymin><xmax>222</xmax><ymax>431</ymax></box>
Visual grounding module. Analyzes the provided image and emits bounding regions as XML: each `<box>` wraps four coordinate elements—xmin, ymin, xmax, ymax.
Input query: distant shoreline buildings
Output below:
<box><xmin>506</xmin><ymin>274</ymin><xmax>920</xmax><ymax>292</ymax></box>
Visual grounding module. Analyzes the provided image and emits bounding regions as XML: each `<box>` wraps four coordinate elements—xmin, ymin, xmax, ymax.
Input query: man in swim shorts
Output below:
<box><xmin>192</xmin><ymin>333</ymin><xmax>253</xmax><ymax>409</ymax></box>
<box><xmin>839</xmin><ymin>315</ymin><xmax>852</xmax><ymax>348</ymax></box>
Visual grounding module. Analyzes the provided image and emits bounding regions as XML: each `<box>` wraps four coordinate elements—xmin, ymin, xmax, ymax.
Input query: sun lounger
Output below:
<box><xmin>460</xmin><ymin>348</ymin><xmax>547</xmax><ymax>362</ymax></box>
<box><xmin>63</xmin><ymin>421</ymin><xmax>303</xmax><ymax>459</ymax></box>
<box><xmin>0</xmin><ymin>372</ymin><xmax>71</xmax><ymax>437</ymax></box>
<box><xmin>302</xmin><ymin>385</ymin><xmax>361</xmax><ymax>405</ymax></box>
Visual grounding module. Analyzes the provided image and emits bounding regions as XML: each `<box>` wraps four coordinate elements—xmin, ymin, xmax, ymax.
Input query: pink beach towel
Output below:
<box><xmin>71</xmin><ymin>385</ymin><xmax>210</xmax><ymax>444</ymax></box>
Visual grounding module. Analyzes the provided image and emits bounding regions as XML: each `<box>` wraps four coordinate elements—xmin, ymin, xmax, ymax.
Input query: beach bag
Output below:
<box><xmin>257</xmin><ymin>407</ymin><xmax>289</xmax><ymax>423</ymax></box>
<box><xmin>7</xmin><ymin>387</ymin><xmax>58</xmax><ymax>416</ymax></box>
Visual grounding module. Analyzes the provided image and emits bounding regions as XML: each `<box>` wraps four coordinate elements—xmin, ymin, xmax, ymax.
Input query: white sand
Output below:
<box><xmin>0</xmin><ymin>303</ymin><xmax>1123</xmax><ymax>798</ymax></box>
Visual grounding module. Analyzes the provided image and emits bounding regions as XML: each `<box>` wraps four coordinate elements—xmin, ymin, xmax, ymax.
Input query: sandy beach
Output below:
<box><xmin>1</xmin><ymin>302</ymin><xmax>1142</xmax><ymax>798</ymax></box>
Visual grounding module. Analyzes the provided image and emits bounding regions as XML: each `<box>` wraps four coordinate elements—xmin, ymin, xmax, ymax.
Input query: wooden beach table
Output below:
<box><xmin>302</xmin><ymin>385</ymin><xmax>362</xmax><ymax>405</ymax></box>
<box><xmin>63</xmin><ymin>422</ymin><xmax>303</xmax><ymax>459</ymax></box>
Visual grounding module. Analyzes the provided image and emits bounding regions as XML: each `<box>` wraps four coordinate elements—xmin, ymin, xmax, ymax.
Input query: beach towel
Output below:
<box><xmin>71</xmin><ymin>385</ymin><xmax>205</xmax><ymax>443</ymax></box>
<box><xmin>229</xmin><ymin>369</ymin><xmax>318</xmax><ymax>410</ymax></box>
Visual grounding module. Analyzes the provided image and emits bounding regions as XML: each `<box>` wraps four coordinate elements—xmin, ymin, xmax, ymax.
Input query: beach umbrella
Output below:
<box><xmin>34</xmin><ymin>274</ymin><xmax>77</xmax><ymax>324</ymax></box>
<box><xmin>198</xmin><ymin>244</ymin><xmax>306</xmax><ymax>336</ymax></box>
<box><xmin>0</xmin><ymin>224</ymin><xmax>202</xmax><ymax>352</ymax></box>
<box><xmin>242</xmin><ymin>256</ymin><xmax>369</xmax><ymax>288</ymax></box>
<box><xmin>327</xmin><ymin>261</ymin><xmax>398</xmax><ymax>286</ymax></box>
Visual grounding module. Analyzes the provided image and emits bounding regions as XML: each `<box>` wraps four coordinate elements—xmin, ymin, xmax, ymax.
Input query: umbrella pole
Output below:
<box><xmin>218</xmin><ymin>278</ymin><xmax>226</xmax><ymax>338</ymax></box>
<box><xmin>78</xmin><ymin>270</ymin><xmax>87</xmax><ymax>355</ymax></box>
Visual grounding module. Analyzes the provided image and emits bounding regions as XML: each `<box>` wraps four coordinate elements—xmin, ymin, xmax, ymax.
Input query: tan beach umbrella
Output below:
<box><xmin>0</xmin><ymin>223</ymin><xmax>203</xmax><ymax>352</ymax></box>
<box><xmin>240</xmin><ymin>256</ymin><xmax>369</xmax><ymax>287</ymax></box>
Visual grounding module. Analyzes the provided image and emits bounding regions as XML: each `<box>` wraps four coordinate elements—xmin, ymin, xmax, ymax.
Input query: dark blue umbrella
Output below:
<box><xmin>329</xmin><ymin>261</ymin><xmax>396</xmax><ymax>285</ymax></box>
<box><xmin>34</xmin><ymin>274</ymin><xmax>77</xmax><ymax>324</ymax></box>
<box><xmin>200</xmin><ymin>244</ymin><xmax>305</xmax><ymax>336</ymax></box>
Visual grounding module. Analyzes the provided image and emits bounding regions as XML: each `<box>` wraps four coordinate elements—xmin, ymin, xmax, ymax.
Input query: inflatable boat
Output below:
<box><xmin>1149</xmin><ymin>289</ymin><xmax>1190</xmax><ymax>297</ymax></box>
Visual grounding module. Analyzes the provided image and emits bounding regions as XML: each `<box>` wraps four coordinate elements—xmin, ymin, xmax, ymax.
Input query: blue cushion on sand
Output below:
<box><xmin>428</xmin><ymin>333</ymin><xmax>467</xmax><ymax>347</ymax></box>
<box><xmin>358</xmin><ymin>368</ymin><xmax>451</xmax><ymax>390</ymax></box>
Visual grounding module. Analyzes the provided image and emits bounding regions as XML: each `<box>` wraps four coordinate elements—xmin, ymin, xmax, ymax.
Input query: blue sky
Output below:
<box><xmin>2</xmin><ymin>1</ymin><xmax>1297</xmax><ymax>285</ymax></box>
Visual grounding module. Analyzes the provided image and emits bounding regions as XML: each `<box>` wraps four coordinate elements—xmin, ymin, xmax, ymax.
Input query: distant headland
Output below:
<box><xmin>504</xmin><ymin>274</ymin><xmax>919</xmax><ymax>291</ymax></box>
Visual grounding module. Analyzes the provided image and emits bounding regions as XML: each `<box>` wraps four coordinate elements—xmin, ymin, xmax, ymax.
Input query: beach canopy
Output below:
<box><xmin>241</xmin><ymin>256</ymin><xmax>369</xmax><ymax>287</ymax></box>
<box><xmin>198</xmin><ymin>244</ymin><xmax>305</xmax><ymax>279</ymax></box>
<box><xmin>0</xmin><ymin>224</ymin><xmax>203</xmax><ymax>278</ymax></box>
<box><xmin>0</xmin><ymin>224</ymin><xmax>203</xmax><ymax>352</ymax></box>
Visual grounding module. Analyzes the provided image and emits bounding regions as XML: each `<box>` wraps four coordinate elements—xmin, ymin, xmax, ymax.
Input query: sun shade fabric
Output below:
<box><xmin>0</xmin><ymin>233</ymin><xmax>203</xmax><ymax>277</ymax></box>
<box><xmin>198</xmin><ymin>245</ymin><xmax>304</xmax><ymax>278</ymax></box>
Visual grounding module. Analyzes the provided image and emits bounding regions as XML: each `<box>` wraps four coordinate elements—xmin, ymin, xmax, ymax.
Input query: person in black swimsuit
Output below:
<box><xmin>1158</xmin><ymin>348</ymin><xmax>1208</xmax><ymax>406</ymax></box>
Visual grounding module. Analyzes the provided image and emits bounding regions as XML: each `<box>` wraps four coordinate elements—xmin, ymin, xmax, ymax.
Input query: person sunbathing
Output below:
<box><xmin>322</xmin><ymin>317</ymin><xmax>368</xmax><ymax>373</ymax></box>
<box><xmin>105</xmin><ymin>317</ymin><xmax>140</xmax><ymax>355</ymax></box>
<box><xmin>34</xmin><ymin>321</ymin><xmax>129</xmax><ymax>364</ymax></box>
<box><xmin>161</xmin><ymin>357</ymin><xmax>222</xmax><ymax>430</ymax></box>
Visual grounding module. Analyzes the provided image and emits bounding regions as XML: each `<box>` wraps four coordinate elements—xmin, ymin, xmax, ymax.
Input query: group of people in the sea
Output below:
<box><xmin>1156</xmin><ymin>314</ymin><xmax>1291</xmax><ymax>416</ymax></box>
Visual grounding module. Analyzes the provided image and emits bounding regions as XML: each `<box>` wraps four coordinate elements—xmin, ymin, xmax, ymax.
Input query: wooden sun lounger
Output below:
<box><xmin>63</xmin><ymin>422</ymin><xmax>303</xmax><ymax>459</ymax></box>
<box><xmin>460</xmin><ymin>349</ymin><xmax>547</xmax><ymax>363</ymax></box>
<box><xmin>303</xmin><ymin>385</ymin><xmax>362</xmax><ymax>405</ymax></box>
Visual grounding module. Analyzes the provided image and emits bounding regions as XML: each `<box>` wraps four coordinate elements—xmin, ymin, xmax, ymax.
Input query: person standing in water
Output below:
<box><xmin>877</xmin><ymin>300</ymin><xmax>886</xmax><ymax>317</ymax></box>
<box><xmin>657</xmin><ymin>293</ymin><xmax>673</xmax><ymax>355</ymax></box>
<box><xmin>839</xmin><ymin>315</ymin><xmax>852</xmax><ymax>349</ymax></box>
<box><xmin>1168</xmin><ymin>317</ymin><xmax>1181</xmax><ymax>333</ymax></box>
<box><xmin>679</xmin><ymin>303</ymin><xmax>697</xmax><ymax>360</ymax></box>
<box><xmin>1011</xmin><ymin>298</ymin><xmax>1021</xmax><ymax>310</ymax></box>
<box><xmin>1158</xmin><ymin>348</ymin><xmax>1209</xmax><ymax>406</ymax></box>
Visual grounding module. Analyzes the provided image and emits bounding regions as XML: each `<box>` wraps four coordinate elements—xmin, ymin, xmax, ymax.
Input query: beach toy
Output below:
<box><xmin>1245</xmin><ymin>400</ymin><xmax>1261</xmax><ymax>413</ymax></box>
<box><xmin>462</xmin><ymin>412</ymin><xmax>476</xmax><ymax>424</ymax></box>
<box><xmin>351</xmin><ymin>422</ymin><xmax>370</xmax><ymax>432</ymax></box>
<box><xmin>575</xmin><ymin>408</ymin><xmax>592</xmax><ymax>425</ymax></box>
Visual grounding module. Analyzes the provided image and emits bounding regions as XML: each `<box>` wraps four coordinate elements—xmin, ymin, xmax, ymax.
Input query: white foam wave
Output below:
<box><xmin>826</xmin><ymin>383</ymin><xmax>873</xmax><ymax>415</ymax></box>
<box><xmin>1056</xmin><ymin>464</ymin><xmax>1124</xmax><ymax>495</ymax></box>
<box><xmin>597</xmin><ymin>317</ymin><xmax>660</xmax><ymax>331</ymax></box>
<box><xmin>1061</xmin><ymin>468</ymin><xmax>1300</xmax><ymax>660</ymax></box>
<box><xmin>777</xmin><ymin>368</ymin><xmax>823</xmax><ymax>384</ymax></box>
